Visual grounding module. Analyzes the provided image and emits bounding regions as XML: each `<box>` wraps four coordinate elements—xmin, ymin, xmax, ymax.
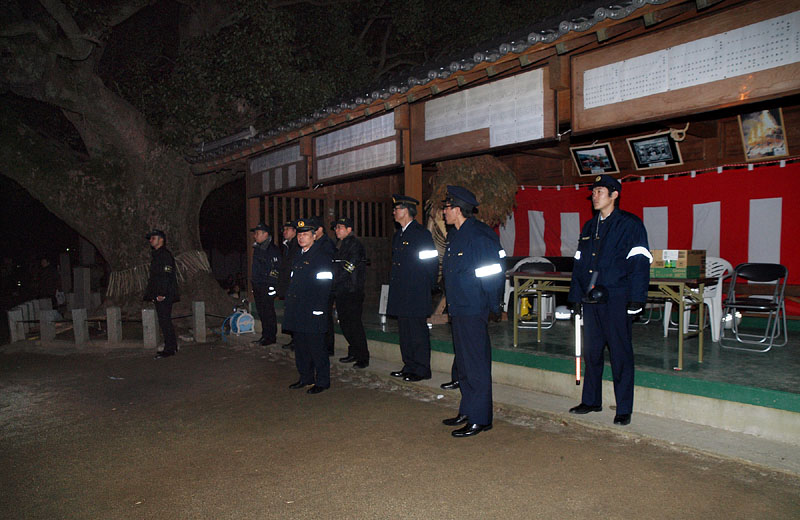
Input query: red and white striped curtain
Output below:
<box><xmin>503</xmin><ymin>163</ymin><xmax>799</xmax><ymax>311</ymax></box>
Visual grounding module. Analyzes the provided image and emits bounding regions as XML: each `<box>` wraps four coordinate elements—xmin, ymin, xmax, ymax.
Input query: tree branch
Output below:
<box><xmin>37</xmin><ymin>0</ymin><xmax>95</xmax><ymax>60</ymax></box>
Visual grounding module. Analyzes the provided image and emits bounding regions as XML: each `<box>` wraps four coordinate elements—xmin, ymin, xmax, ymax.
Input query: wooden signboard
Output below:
<box><xmin>247</xmin><ymin>144</ymin><xmax>309</xmax><ymax>196</ymax></box>
<box><xmin>572</xmin><ymin>0</ymin><xmax>800</xmax><ymax>134</ymax></box>
<box><xmin>312</xmin><ymin>112</ymin><xmax>402</xmax><ymax>184</ymax></box>
<box><xmin>411</xmin><ymin>66</ymin><xmax>556</xmax><ymax>163</ymax></box>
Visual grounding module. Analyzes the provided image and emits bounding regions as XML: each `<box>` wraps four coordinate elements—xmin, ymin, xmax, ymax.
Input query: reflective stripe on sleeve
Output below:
<box><xmin>418</xmin><ymin>249</ymin><xmax>438</xmax><ymax>260</ymax></box>
<box><xmin>574</xmin><ymin>251</ymin><xmax>581</xmax><ymax>260</ymax></box>
<box><xmin>475</xmin><ymin>263</ymin><xmax>502</xmax><ymax>278</ymax></box>
<box><xmin>312</xmin><ymin>310</ymin><xmax>324</xmax><ymax>315</ymax></box>
<box><xmin>316</xmin><ymin>271</ymin><xmax>333</xmax><ymax>279</ymax></box>
<box><xmin>626</xmin><ymin>246</ymin><xmax>653</xmax><ymax>263</ymax></box>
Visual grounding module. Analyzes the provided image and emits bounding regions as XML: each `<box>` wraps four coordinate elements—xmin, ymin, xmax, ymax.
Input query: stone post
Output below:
<box><xmin>72</xmin><ymin>308</ymin><xmax>89</xmax><ymax>346</ymax></box>
<box><xmin>7</xmin><ymin>309</ymin><xmax>24</xmax><ymax>343</ymax></box>
<box><xmin>107</xmin><ymin>306</ymin><xmax>122</xmax><ymax>344</ymax></box>
<box><xmin>142</xmin><ymin>308</ymin><xmax>158</xmax><ymax>348</ymax></box>
<box><xmin>39</xmin><ymin>310</ymin><xmax>59</xmax><ymax>343</ymax></box>
<box><xmin>192</xmin><ymin>301</ymin><xmax>206</xmax><ymax>343</ymax></box>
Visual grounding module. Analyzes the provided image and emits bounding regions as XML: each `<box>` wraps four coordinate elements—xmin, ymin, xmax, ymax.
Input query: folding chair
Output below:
<box><xmin>719</xmin><ymin>263</ymin><xmax>788</xmax><ymax>352</ymax></box>
<box><xmin>662</xmin><ymin>256</ymin><xmax>733</xmax><ymax>341</ymax></box>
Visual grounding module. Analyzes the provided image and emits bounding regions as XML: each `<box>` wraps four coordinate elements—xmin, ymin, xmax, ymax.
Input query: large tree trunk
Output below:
<box><xmin>0</xmin><ymin>2</ymin><xmax>232</xmax><ymax>315</ymax></box>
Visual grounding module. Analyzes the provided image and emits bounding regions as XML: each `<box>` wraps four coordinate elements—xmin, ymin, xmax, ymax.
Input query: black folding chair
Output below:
<box><xmin>719</xmin><ymin>263</ymin><xmax>788</xmax><ymax>352</ymax></box>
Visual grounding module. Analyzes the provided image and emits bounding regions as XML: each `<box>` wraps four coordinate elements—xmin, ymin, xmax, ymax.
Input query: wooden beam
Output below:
<box><xmin>519</xmin><ymin>47</ymin><xmax>556</xmax><ymax>67</ymax></box>
<box><xmin>596</xmin><ymin>18</ymin><xmax>644</xmax><ymax>43</ymax></box>
<box><xmin>549</xmin><ymin>55</ymin><xmax>570</xmax><ymax>91</ymax></box>
<box><xmin>394</xmin><ymin>104</ymin><xmax>410</xmax><ymax>130</ymax></box>
<box><xmin>555</xmin><ymin>33</ymin><xmax>596</xmax><ymax>55</ymax></box>
<box><xmin>644</xmin><ymin>2</ymin><xmax>695</xmax><ymax>27</ymax></box>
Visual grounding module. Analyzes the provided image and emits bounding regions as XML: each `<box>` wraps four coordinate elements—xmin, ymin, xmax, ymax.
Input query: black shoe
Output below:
<box><xmin>613</xmin><ymin>414</ymin><xmax>631</xmax><ymax>425</ymax></box>
<box><xmin>390</xmin><ymin>371</ymin><xmax>406</xmax><ymax>378</ymax></box>
<box><xmin>442</xmin><ymin>414</ymin><xmax>468</xmax><ymax>426</ymax></box>
<box><xmin>569</xmin><ymin>403</ymin><xmax>602</xmax><ymax>414</ymax></box>
<box><xmin>403</xmin><ymin>374</ymin><xmax>425</xmax><ymax>382</ymax></box>
<box><xmin>154</xmin><ymin>351</ymin><xmax>175</xmax><ymax>359</ymax></box>
<box><xmin>353</xmin><ymin>360</ymin><xmax>369</xmax><ymax>369</ymax></box>
<box><xmin>307</xmin><ymin>385</ymin><xmax>327</xmax><ymax>394</ymax></box>
<box><xmin>259</xmin><ymin>338</ymin><xmax>276</xmax><ymax>346</ymax></box>
<box><xmin>452</xmin><ymin>423</ymin><xmax>492</xmax><ymax>437</ymax></box>
<box><xmin>339</xmin><ymin>355</ymin><xmax>356</xmax><ymax>363</ymax></box>
<box><xmin>289</xmin><ymin>381</ymin><xmax>310</xmax><ymax>389</ymax></box>
<box><xmin>440</xmin><ymin>380</ymin><xmax>460</xmax><ymax>390</ymax></box>
<box><xmin>282</xmin><ymin>342</ymin><xmax>294</xmax><ymax>350</ymax></box>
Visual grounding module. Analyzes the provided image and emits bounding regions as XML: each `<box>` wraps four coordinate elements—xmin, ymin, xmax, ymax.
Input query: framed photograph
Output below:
<box><xmin>739</xmin><ymin>108</ymin><xmax>789</xmax><ymax>162</ymax></box>
<box><xmin>570</xmin><ymin>143</ymin><xmax>619</xmax><ymax>176</ymax></box>
<box><xmin>626</xmin><ymin>131</ymin><xmax>683</xmax><ymax>170</ymax></box>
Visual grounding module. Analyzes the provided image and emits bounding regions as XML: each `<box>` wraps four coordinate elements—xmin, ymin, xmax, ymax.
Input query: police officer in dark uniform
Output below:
<box><xmin>332</xmin><ymin>217</ymin><xmax>370</xmax><ymax>368</ymax></box>
<box><xmin>250</xmin><ymin>222</ymin><xmax>281</xmax><ymax>346</ymax></box>
<box><xmin>144</xmin><ymin>229</ymin><xmax>179</xmax><ymax>359</ymax></box>
<box><xmin>283</xmin><ymin>219</ymin><xmax>334</xmax><ymax>394</ymax></box>
<box><xmin>278</xmin><ymin>220</ymin><xmax>299</xmax><ymax>349</ymax></box>
<box><xmin>440</xmin><ymin>186</ymin><xmax>505</xmax><ymax>437</ymax></box>
<box><xmin>568</xmin><ymin>175</ymin><xmax>651</xmax><ymax>426</ymax></box>
<box><xmin>313</xmin><ymin>217</ymin><xmax>337</xmax><ymax>356</ymax></box>
<box><xmin>387</xmin><ymin>195</ymin><xmax>439</xmax><ymax>382</ymax></box>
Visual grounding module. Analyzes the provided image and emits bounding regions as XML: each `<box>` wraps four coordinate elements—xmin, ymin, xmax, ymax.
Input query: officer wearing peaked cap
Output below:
<box><xmin>250</xmin><ymin>222</ymin><xmax>281</xmax><ymax>346</ymax></box>
<box><xmin>567</xmin><ymin>174</ymin><xmax>651</xmax><ymax>426</ymax></box>
<box><xmin>440</xmin><ymin>186</ymin><xmax>505</xmax><ymax>437</ymax></box>
<box><xmin>283</xmin><ymin>219</ymin><xmax>334</xmax><ymax>394</ymax></box>
<box><xmin>144</xmin><ymin>229</ymin><xmax>179</xmax><ymax>359</ymax></box>
<box><xmin>387</xmin><ymin>194</ymin><xmax>439</xmax><ymax>382</ymax></box>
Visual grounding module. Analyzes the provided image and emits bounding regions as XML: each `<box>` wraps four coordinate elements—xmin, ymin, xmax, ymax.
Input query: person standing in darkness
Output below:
<box><xmin>144</xmin><ymin>229</ymin><xmax>179</xmax><ymax>359</ymax></box>
<box><xmin>250</xmin><ymin>222</ymin><xmax>281</xmax><ymax>346</ymax></box>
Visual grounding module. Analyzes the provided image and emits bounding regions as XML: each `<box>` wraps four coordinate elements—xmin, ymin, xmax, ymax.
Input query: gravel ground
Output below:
<box><xmin>1</xmin><ymin>340</ymin><xmax>798</xmax><ymax>519</ymax></box>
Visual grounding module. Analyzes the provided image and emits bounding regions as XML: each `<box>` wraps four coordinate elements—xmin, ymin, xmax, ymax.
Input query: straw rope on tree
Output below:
<box><xmin>425</xmin><ymin>154</ymin><xmax>517</xmax><ymax>256</ymax></box>
<box><xmin>106</xmin><ymin>249</ymin><xmax>211</xmax><ymax>298</ymax></box>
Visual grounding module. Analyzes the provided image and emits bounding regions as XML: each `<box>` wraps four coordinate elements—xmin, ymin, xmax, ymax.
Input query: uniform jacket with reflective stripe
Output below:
<box><xmin>387</xmin><ymin>220</ymin><xmax>438</xmax><ymax>317</ymax></box>
<box><xmin>143</xmin><ymin>246</ymin><xmax>179</xmax><ymax>303</ymax></box>
<box><xmin>283</xmin><ymin>241</ymin><xmax>333</xmax><ymax>333</ymax></box>
<box><xmin>251</xmin><ymin>240</ymin><xmax>281</xmax><ymax>288</ymax></box>
<box><xmin>442</xmin><ymin>217</ymin><xmax>505</xmax><ymax>316</ymax></box>
<box><xmin>568</xmin><ymin>208</ymin><xmax>650</xmax><ymax>304</ymax></box>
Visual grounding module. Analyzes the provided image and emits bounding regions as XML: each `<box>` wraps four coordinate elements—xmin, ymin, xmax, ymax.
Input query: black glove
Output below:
<box><xmin>570</xmin><ymin>302</ymin><xmax>582</xmax><ymax>317</ymax></box>
<box><xmin>626</xmin><ymin>302</ymin><xmax>645</xmax><ymax>315</ymax></box>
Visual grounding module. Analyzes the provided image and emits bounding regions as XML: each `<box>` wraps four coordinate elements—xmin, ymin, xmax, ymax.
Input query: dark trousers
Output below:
<box><xmin>581</xmin><ymin>300</ymin><xmax>635</xmax><ymax>415</ymax></box>
<box><xmin>450</xmin><ymin>358</ymin><xmax>459</xmax><ymax>382</ymax></box>
<box><xmin>155</xmin><ymin>300</ymin><xmax>177</xmax><ymax>353</ymax></box>
<box><xmin>325</xmin><ymin>295</ymin><xmax>335</xmax><ymax>354</ymax></box>
<box><xmin>336</xmin><ymin>291</ymin><xmax>369</xmax><ymax>362</ymax></box>
<box><xmin>397</xmin><ymin>316</ymin><xmax>431</xmax><ymax>378</ymax></box>
<box><xmin>451</xmin><ymin>314</ymin><xmax>492</xmax><ymax>425</ymax></box>
<box><xmin>293</xmin><ymin>331</ymin><xmax>330</xmax><ymax>388</ymax></box>
<box><xmin>252</xmin><ymin>285</ymin><xmax>277</xmax><ymax>343</ymax></box>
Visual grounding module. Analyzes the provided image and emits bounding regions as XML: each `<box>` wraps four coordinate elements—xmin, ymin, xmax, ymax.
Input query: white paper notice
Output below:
<box><xmin>583</xmin><ymin>10</ymin><xmax>800</xmax><ymax>109</ymax></box>
<box><xmin>424</xmin><ymin>68</ymin><xmax>545</xmax><ymax>147</ymax></box>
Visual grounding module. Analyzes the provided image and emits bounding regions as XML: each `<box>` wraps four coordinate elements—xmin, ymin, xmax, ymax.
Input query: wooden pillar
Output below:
<box><xmin>398</xmin><ymin>105</ymin><xmax>423</xmax><ymax>224</ymax></box>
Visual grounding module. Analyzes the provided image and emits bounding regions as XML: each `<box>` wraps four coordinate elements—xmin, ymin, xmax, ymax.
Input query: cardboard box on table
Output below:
<box><xmin>650</xmin><ymin>250</ymin><xmax>706</xmax><ymax>279</ymax></box>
